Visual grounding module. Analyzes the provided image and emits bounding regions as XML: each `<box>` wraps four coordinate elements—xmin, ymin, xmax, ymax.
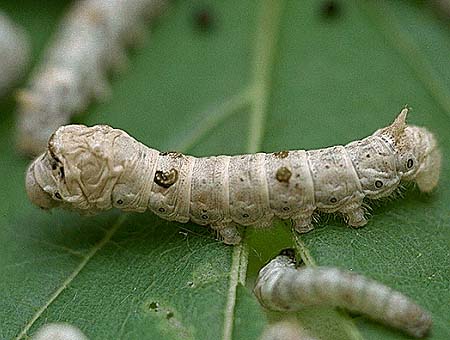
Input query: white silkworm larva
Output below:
<box><xmin>253</xmin><ymin>249</ymin><xmax>432</xmax><ymax>338</ymax></box>
<box><xmin>25</xmin><ymin>108</ymin><xmax>441</xmax><ymax>245</ymax></box>
<box><xmin>259</xmin><ymin>319</ymin><xmax>318</xmax><ymax>340</ymax></box>
<box><xmin>0</xmin><ymin>11</ymin><xmax>30</xmax><ymax>97</ymax></box>
<box><xmin>31</xmin><ymin>323</ymin><xmax>88</xmax><ymax>340</ymax></box>
<box><xmin>16</xmin><ymin>0</ymin><xmax>167</xmax><ymax>156</ymax></box>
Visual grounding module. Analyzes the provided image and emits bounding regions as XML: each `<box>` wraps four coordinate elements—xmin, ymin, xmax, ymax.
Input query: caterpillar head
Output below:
<box><xmin>377</xmin><ymin>108</ymin><xmax>441</xmax><ymax>192</ymax></box>
<box><xmin>26</xmin><ymin>125</ymin><xmax>124</xmax><ymax>213</ymax></box>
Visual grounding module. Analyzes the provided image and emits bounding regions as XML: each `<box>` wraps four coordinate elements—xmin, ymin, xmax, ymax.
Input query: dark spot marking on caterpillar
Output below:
<box><xmin>283</xmin><ymin>207</ymin><xmax>290</xmax><ymax>211</ymax></box>
<box><xmin>159</xmin><ymin>207</ymin><xmax>165</xmax><ymax>213</ymax></box>
<box><xmin>325</xmin><ymin>164</ymin><xmax>330</xmax><ymax>169</ymax></box>
<box><xmin>276</xmin><ymin>167</ymin><xmax>292</xmax><ymax>183</ymax></box>
<box><xmin>54</xmin><ymin>192</ymin><xmax>62</xmax><ymax>200</ymax></box>
<box><xmin>366</xmin><ymin>154</ymin><xmax>371</xmax><ymax>158</ymax></box>
<box><xmin>273</xmin><ymin>150</ymin><xmax>289</xmax><ymax>159</ymax></box>
<box><xmin>47</xmin><ymin>133</ymin><xmax>61</xmax><ymax>162</ymax></box>
<box><xmin>193</xmin><ymin>7</ymin><xmax>215</xmax><ymax>32</ymax></box>
<box><xmin>159</xmin><ymin>151</ymin><xmax>183</xmax><ymax>158</ymax></box>
<box><xmin>59</xmin><ymin>166</ymin><xmax>65</xmax><ymax>179</ymax></box>
<box><xmin>243</xmin><ymin>213</ymin><xmax>249</xmax><ymax>218</ymax></box>
<box><xmin>117</xmin><ymin>199</ymin><xmax>123</xmax><ymax>205</ymax></box>
<box><xmin>320</xmin><ymin>1</ymin><xmax>341</xmax><ymax>19</ymax></box>
<box><xmin>375</xmin><ymin>180</ymin><xmax>383</xmax><ymax>188</ymax></box>
<box><xmin>330</xmin><ymin>197</ymin><xmax>337</xmax><ymax>204</ymax></box>
<box><xmin>201</xmin><ymin>214</ymin><xmax>208</xmax><ymax>220</ymax></box>
<box><xmin>52</xmin><ymin>163</ymin><xmax>57</xmax><ymax>170</ymax></box>
<box><xmin>407</xmin><ymin>159</ymin><xmax>414</xmax><ymax>168</ymax></box>
<box><xmin>240</xmin><ymin>177</ymin><xmax>245</xmax><ymax>182</ymax></box>
<box><xmin>154</xmin><ymin>168</ymin><xmax>179</xmax><ymax>188</ymax></box>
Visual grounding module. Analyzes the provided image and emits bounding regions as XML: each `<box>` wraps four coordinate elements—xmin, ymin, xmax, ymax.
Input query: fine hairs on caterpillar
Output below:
<box><xmin>253</xmin><ymin>249</ymin><xmax>432</xmax><ymax>338</ymax></box>
<box><xmin>25</xmin><ymin>108</ymin><xmax>441</xmax><ymax>245</ymax></box>
<box><xmin>0</xmin><ymin>11</ymin><xmax>30</xmax><ymax>97</ymax></box>
<box><xmin>16</xmin><ymin>0</ymin><xmax>167</xmax><ymax>156</ymax></box>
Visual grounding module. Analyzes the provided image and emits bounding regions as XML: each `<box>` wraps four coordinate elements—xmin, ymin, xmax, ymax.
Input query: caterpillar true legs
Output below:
<box><xmin>253</xmin><ymin>249</ymin><xmax>432</xmax><ymax>338</ymax></box>
<box><xmin>25</xmin><ymin>108</ymin><xmax>441</xmax><ymax>244</ymax></box>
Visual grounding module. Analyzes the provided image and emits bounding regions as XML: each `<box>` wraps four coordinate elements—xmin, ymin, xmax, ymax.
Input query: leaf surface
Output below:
<box><xmin>0</xmin><ymin>1</ymin><xmax>449</xmax><ymax>339</ymax></box>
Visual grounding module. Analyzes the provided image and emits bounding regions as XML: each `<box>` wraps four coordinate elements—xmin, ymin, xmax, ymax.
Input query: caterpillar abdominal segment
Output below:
<box><xmin>253</xmin><ymin>250</ymin><xmax>432</xmax><ymax>338</ymax></box>
<box><xmin>25</xmin><ymin>108</ymin><xmax>441</xmax><ymax>244</ymax></box>
<box><xmin>16</xmin><ymin>0</ymin><xmax>167</xmax><ymax>156</ymax></box>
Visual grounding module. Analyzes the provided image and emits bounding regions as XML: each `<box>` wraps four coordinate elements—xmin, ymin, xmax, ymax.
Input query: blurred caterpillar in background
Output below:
<box><xmin>16</xmin><ymin>0</ymin><xmax>168</xmax><ymax>156</ymax></box>
<box><xmin>259</xmin><ymin>319</ymin><xmax>317</xmax><ymax>340</ymax></box>
<box><xmin>253</xmin><ymin>249</ymin><xmax>432</xmax><ymax>338</ymax></box>
<box><xmin>31</xmin><ymin>323</ymin><xmax>88</xmax><ymax>340</ymax></box>
<box><xmin>0</xmin><ymin>11</ymin><xmax>30</xmax><ymax>97</ymax></box>
<box><xmin>25</xmin><ymin>108</ymin><xmax>440</xmax><ymax>245</ymax></box>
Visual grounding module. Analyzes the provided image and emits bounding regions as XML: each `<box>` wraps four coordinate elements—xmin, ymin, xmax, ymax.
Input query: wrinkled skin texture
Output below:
<box><xmin>26</xmin><ymin>108</ymin><xmax>441</xmax><ymax>244</ymax></box>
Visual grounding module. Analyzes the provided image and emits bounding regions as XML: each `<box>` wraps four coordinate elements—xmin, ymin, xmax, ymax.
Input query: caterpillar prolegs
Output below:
<box><xmin>253</xmin><ymin>249</ymin><xmax>432</xmax><ymax>338</ymax></box>
<box><xmin>25</xmin><ymin>108</ymin><xmax>441</xmax><ymax>244</ymax></box>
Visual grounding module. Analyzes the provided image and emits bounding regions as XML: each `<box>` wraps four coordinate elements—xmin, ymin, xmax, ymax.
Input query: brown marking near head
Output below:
<box><xmin>47</xmin><ymin>132</ymin><xmax>61</xmax><ymax>163</ymax></box>
<box><xmin>276</xmin><ymin>167</ymin><xmax>292</xmax><ymax>183</ymax></box>
<box><xmin>159</xmin><ymin>151</ymin><xmax>183</xmax><ymax>158</ymax></box>
<box><xmin>273</xmin><ymin>150</ymin><xmax>289</xmax><ymax>159</ymax></box>
<box><xmin>154</xmin><ymin>168</ymin><xmax>179</xmax><ymax>188</ymax></box>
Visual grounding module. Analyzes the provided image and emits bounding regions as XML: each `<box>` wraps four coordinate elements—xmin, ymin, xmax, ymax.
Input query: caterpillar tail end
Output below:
<box><xmin>406</xmin><ymin>311</ymin><xmax>433</xmax><ymax>338</ymax></box>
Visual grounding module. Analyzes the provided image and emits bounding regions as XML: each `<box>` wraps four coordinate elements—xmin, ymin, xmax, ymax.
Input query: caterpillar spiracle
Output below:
<box><xmin>16</xmin><ymin>0</ymin><xmax>167</xmax><ymax>156</ymax></box>
<box><xmin>253</xmin><ymin>249</ymin><xmax>432</xmax><ymax>338</ymax></box>
<box><xmin>25</xmin><ymin>108</ymin><xmax>441</xmax><ymax>245</ymax></box>
<box><xmin>0</xmin><ymin>11</ymin><xmax>30</xmax><ymax>97</ymax></box>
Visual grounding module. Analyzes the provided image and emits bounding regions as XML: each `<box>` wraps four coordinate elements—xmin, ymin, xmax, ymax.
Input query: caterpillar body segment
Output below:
<box><xmin>253</xmin><ymin>251</ymin><xmax>432</xmax><ymax>338</ymax></box>
<box><xmin>26</xmin><ymin>109</ymin><xmax>441</xmax><ymax>244</ymax></box>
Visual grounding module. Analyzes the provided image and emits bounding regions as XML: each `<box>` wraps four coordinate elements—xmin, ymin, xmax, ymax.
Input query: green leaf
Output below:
<box><xmin>1</xmin><ymin>0</ymin><xmax>449</xmax><ymax>339</ymax></box>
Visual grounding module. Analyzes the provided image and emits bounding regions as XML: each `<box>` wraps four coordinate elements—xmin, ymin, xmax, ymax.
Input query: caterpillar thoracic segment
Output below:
<box><xmin>0</xmin><ymin>11</ymin><xmax>30</xmax><ymax>97</ymax></box>
<box><xmin>253</xmin><ymin>249</ymin><xmax>432</xmax><ymax>338</ymax></box>
<box><xmin>25</xmin><ymin>108</ymin><xmax>441</xmax><ymax>244</ymax></box>
<box><xmin>16</xmin><ymin>0</ymin><xmax>167</xmax><ymax>156</ymax></box>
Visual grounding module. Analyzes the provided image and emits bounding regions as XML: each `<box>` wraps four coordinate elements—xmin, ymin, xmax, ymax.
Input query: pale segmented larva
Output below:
<box><xmin>25</xmin><ymin>108</ymin><xmax>441</xmax><ymax>245</ymax></box>
<box><xmin>259</xmin><ymin>319</ymin><xmax>317</xmax><ymax>340</ymax></box>
<box><xmin>253</xmin><ymin>249</ymin><xmax>432</xmax><ymax>338</ymax></box>
<box><xmin>0</xmin><ymin>11</ymin><xmax>30</xmax><ymax>97</ymax></box>
<box><xmin>16</xmin><ymin>0</ymin><xmax>167</xmax><ymax>156</ymax></box>
<box><xmin>31</xmin><ymin>323</ymin><xmax>88</xmax><ymax>340</ymax></box>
